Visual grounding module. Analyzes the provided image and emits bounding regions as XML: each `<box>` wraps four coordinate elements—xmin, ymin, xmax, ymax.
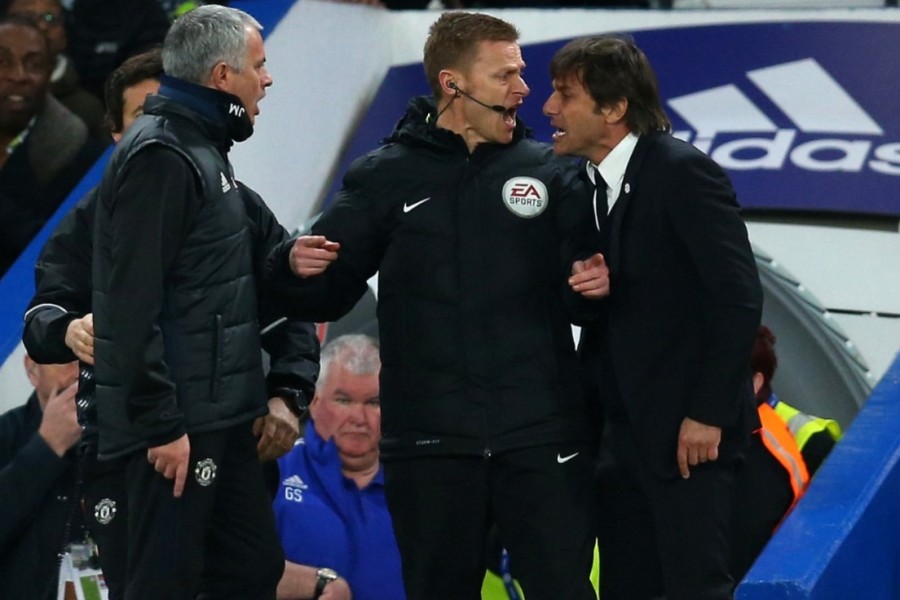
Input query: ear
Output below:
<box><xmin>601</xmin><ymin>98</ymin><xmax>629</xmax><ymax>124</ymax></box>
<box><xmin>24</xmin><ymin>355</ymin><xmax>39</xmax><ymax>388</ymax></box>
<box><xmin>438</xmin><ymin>69</ymin><xmax>460</xmax><ymax>98</ymax></box>
<box><xmin>308</xmin><ymin>393</ymin><xmax>321</xmax><ymax>413</ymax></box>
<box><xmin>752</xmin><ymin>372</ymin><xmax>765</xmax><ymax>396</ymax></box>
<box><xmin>208</xmin><ymin>61</ymin><xmax>231</xmax><ymax>92</ymax></box>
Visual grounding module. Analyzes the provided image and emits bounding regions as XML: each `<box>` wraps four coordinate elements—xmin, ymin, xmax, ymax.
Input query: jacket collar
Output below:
<box><xmin>147</xmin><ymin>75</ymin><xmax>254</xmax><ymax>147</ymax></box>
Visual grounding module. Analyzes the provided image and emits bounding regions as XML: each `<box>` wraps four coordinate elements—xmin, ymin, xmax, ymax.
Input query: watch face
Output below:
<box><xmin>318</xmin><ymin>567</ymin><xmax>338</xmax><ymax>581</ymax></box>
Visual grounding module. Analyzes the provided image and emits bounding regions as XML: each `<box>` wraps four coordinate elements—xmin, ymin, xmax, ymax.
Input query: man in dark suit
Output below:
<box><xmin>543</xmin><ymin>35</ymin><xmax>763</xmax><ymax>600</ymax></box>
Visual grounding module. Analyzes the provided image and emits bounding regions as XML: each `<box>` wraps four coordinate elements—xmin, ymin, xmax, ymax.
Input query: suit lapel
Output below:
<box><xmin>608</xmin><ymin>133</ymin><xmax>654</xmax><ymax>274</ymax></box>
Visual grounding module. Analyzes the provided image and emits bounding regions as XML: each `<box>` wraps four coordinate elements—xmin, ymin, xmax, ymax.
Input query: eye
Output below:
<box><xmin>24</xmin><ymin>56</ymin><xmax>47</xmax><ymax>76</ymax></box>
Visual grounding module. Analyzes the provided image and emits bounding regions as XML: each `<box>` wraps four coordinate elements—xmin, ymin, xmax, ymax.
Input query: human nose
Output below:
<box><xmin>262</xmin><ymin>67</ymin><xmax>273</xmax><ymax>88</ymax></box>
<box><xmin>515</xmin><ymin>74</ymin><xmax>530</xmax><ymax>98</ymax></box>
<box><xmin>4</xmin><ymin>59</ymin><xmax>28</xmax><ymax>82</ymax></box>
<box><xmin>543</xmin><ymin>94</ymin><xmax>557</xmax><ymax>116</ymax></box>
<box><xmin>346</xmin><ymin>402</ymin><xmax>365</xmax><ymax>424</ymax></box>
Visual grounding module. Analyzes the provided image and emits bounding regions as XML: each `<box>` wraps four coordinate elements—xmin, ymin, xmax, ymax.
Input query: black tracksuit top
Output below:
<box><xmin>269</xmin><ymin>96</ymin><xmax>604</xmax><ymax>459</ymax></box>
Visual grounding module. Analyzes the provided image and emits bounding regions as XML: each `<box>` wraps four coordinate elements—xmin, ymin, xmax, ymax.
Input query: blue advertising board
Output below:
<box><xmin>330</xmin><ymin>21</ymin><xmax>900</xmax><ymax>218</ymax></box>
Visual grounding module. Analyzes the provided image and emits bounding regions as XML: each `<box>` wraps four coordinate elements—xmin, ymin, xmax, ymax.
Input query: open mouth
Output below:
<box><xmin>503</xmin><ymin>107</ymin><xmax>517</xmax><ymax>127</ymax></box>
<box><xmin>4</xmin><ymin>93</ymin><xmax>28</xmax><ymax>106</ymax></box>
<box><xmin>551</xmin><ymin>126</ymin><xmax>567</xmax><ymax>141</ymax></box>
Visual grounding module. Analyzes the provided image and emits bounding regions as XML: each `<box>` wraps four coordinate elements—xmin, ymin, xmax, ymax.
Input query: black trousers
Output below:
<box><xmin>597</xmin><ymin>422</ymin><xmax>737</xmax><ymax>600</ymax></box>
<box><xmin>120</xmin><ymin>422</ymin><xmax>283</xmax><ymax>600</ymax></box>
<box><xmin>82</xmin><ymin>449</ymin><xmax>128</xmax><ymax>600</ymax></box>
<box><xmin>384</xmin><ymin>444</ymin><xmax>596</xmax><ymax>600</ymax></box>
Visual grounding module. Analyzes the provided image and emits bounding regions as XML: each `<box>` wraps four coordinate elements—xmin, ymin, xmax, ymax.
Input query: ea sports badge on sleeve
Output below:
<box><xmin>502</xmin><ymin>177</ymin><xmax>549</xmax><ymax>218</ymax></box>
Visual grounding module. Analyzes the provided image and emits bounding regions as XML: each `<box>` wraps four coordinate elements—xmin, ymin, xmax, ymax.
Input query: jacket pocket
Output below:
<box><xmin>209</xmin><ymin>314</ymin><xmax>224</xmax><ymax>402</ymax></box>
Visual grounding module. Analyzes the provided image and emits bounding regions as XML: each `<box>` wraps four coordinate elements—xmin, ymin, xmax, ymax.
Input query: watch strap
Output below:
<box><xmin>313</xmin><ymin>568</ymin><xmax>337</xmax><ymax>599</ymax></box>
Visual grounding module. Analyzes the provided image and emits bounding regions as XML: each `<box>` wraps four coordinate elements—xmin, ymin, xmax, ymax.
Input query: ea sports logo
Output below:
<box><xmin>502</xmin><ymin>177</ymin><xmax>549</xmax><ymax>218</ymax></box>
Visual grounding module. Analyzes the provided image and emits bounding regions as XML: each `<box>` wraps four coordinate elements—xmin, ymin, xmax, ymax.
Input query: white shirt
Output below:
<box><xmin>586</xmin><ymin>132</ymin><xmax>639</xmax><ymax>231</ymax></box>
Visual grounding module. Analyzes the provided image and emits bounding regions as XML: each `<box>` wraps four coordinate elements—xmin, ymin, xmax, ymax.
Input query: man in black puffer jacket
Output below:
<box><xmin>91</xmin><ymin>7</ymin><xmax>283</xmax><ymax>600</ymax></box>
<box><xmin>267</xmin><ymin>12</ymin><xmax>609</xmax><ymax>600</ymax></box>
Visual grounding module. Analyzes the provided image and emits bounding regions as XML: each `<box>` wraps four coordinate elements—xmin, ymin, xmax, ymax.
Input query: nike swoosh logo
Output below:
<box><xmin>403</xmin><ymin>197</ymin><xmax>431</xmax><ymax>213</ymax></box>
<box><xmin>557</xmin><ymin>452</ymin><xmax>579</xmax><ymax>464</ymax></box>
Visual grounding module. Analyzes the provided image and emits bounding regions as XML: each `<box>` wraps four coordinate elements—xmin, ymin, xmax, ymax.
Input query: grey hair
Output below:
<box><xmin>162</xmin><ymin>5</ymin><xmax>262</xmax><ymax>84</ymax></box>
<box><xmin>316</xmin><ymin>334</ymin><xmax>380</xmax><ymax>393</ymax></box>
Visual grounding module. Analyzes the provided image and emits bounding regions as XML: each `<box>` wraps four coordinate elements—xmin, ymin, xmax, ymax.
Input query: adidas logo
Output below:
<box><xmin>668</xmin><ymin>58</ymin><xmax>899</xmax><ymax>176</ymax></box>
<box><xmin>282</xmin><ymin>475</ymin><xmax>308</xmax><ymax>490</ymax></box>
<box><xmin>220</xmin><ymin>172</ymin><xmax>232</xmax><ymax>193</ymax></box>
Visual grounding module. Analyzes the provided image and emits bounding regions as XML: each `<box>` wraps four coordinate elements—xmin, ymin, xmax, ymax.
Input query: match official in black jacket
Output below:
<box><xmin>268</xmin><ymin>12</ymin><xmax>608</xmax><ymax>600</ymax></box>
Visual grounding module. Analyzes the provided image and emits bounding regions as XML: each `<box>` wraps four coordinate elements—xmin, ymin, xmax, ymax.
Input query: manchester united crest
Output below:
<box><xmin>194</xmin><ymin>458</ymin><xmax>217</xmax><ymax>487</ymax></box>
<box><xmin>94</xmin><ymin>498</ymin><xmax>117</xmax><ymax>525</ymax></box>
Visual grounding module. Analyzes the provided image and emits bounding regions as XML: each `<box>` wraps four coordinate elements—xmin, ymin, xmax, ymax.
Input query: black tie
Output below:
<box><xmin>593</xmin><ymin>169</ymin><xmax>610</xmax><ymax>233</ymax></box>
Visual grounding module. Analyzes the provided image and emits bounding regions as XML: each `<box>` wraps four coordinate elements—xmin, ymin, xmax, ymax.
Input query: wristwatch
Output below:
<box><xmin>272</xmin><ymin>387</ymin><xmax>310</xmax><ymax>418</ymax></box>
<box><xmin>313</xmin><ymin>567</ymin><xmax>338</xmax><ymax>599</ymax></box>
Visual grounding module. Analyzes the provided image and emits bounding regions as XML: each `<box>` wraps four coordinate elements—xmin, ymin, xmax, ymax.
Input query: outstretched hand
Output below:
<box><xmin>568</xmin><ymin>253</ymin><xmax>610</xmax><ymax>299</ymax></box>
<box><xmin>289</xmin><ymin>235</ymin><xmax>341</xmax><ymax>278</ymax></box>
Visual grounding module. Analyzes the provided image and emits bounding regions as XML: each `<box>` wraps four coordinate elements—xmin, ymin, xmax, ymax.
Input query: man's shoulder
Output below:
<box><xmin>351</xmin><ymin>140</ymin><xmax>421</xmax><ymax>172</ymax></box>
<box><xmin>277</xmin><ymin>439</ymin><xmax>311</xmax><ymax>474</ymax></box>
<box><xmin>0</xmin><ymin>401</ymin><xmax>30</xmax><ymax>429</ymax></box>
<box><xmin>0</xmin><ymin>398</ymin><xmax>38</xmax><ymax>458</ymax></box>
<box><xmin>645</xmin><ymin>132</ymin><xmax>713</xmax><ymax>164</ymax></box>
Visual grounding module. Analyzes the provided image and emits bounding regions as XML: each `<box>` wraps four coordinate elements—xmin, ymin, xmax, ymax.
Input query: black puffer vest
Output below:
<box><xmin>92</xmin><ymin>82</ymin><xmax>266</xmax><ymax>458</ymax></box>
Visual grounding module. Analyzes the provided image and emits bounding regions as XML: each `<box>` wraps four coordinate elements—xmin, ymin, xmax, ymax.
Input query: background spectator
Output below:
<box><xmin>0</xmin><ymin>16</ymin><xmax>106</xmax><ymax>276</ymax></box>
<box><xmin>729</xmin><ymin>325</ymin><xmax>825</xmax><ymax>583</ymax></box>
<box><xmin>274</xmin><ymin>334</ymin><xmax>404</xmax><ymax>600</ymax></box>
<box><xmin>5</xmin><ymin>0</ymin><xmax>106</xmax><ymax>137</ymax></box>
<box><xmin>0</xmin><ymin>355</ymin><xmax>81</xmax><ymax>600</ymax></box>
<box><xmin>751</xmin><ymin>324</ymin><xmax>842</xmax><ymax>476</ymax></box>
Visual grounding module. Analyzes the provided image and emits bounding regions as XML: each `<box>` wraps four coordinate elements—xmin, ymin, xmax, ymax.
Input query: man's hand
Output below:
<box><xmin>38</xmin><ymin>381</ymin><xmax>81</xmax><ymax>457</ymax></box>
<box><xmin>676</xmin><ymin>417</ymin><xmax>722</xmax><ymax>479</ymax></box>
<box><xmin>147</xmin><ymin>434</ymin><xmax>190</xmax><ymax>497</ymax></box>
<box><xmin>253</xmin><ymin>397</ymin><xmax>301</xmax><ymax>462</ymax></box>
<box><xmin>289</xmin><ymin>235</ymin><xmax>341</xmax><ymax>278</ymax></box>
<box><xmin>321</xmin><ymin>576</ymin><xmax>352</xmax><ymax>600</ymax></box>
<box><xmin>65</xmin><ymin>313</ymin><xmax>95</xmax><ymax>365</ymax></box>
<box><xmin>568</xmin><ymin>253</ymin><xmax>610</xmax><ymax>299</ymax></box>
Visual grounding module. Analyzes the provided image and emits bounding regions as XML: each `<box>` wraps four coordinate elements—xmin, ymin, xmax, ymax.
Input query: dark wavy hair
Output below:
<box><xmin>750</xmin><ymin>325</ymin><xmax>778</xmax><ymax>405</ymax></box>
<box><xmin>550</xmin><ymin>34</ymin><xmax>670</xmax><ymax>134</ymax></box>
<box><xmin>103</xmin><ymin>47</ymin><xmax>163</xmax><ymax>134</ymax></box>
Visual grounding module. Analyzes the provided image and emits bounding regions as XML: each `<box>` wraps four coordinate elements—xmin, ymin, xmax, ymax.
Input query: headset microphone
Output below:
<box><xmin>448</xmin><ymin>82</ymin><xmax>506</xmax><ymax>114</ymax></box>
